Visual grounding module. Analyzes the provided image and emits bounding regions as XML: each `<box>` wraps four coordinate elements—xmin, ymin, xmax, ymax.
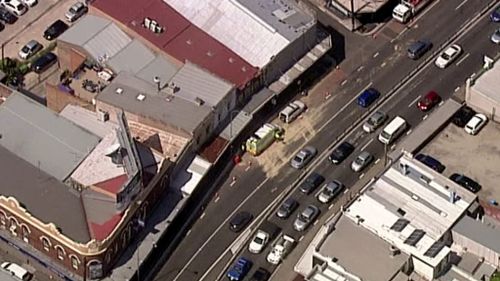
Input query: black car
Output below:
<box><xmin>452</xmin><ymin>106</ymin><xmax>475</xmax><ymax>127</ymax></box>
<box><xmin>450</xmin><ymin>173</ymin><xmax>481</xmax><ymax>193</ymax></box>
<box><xmin>31</xmin><ymin>52</ymin><xmax>58</xmax><ymax>74</ymax></box>
<box><xmin>0</xmin><ymin>8</ymin><xmax>17</xmax><ymax>24</ymax></box>
<box><xmin>276</xmin><ymin>197</ymin><xmax>299</xmax><ymax>219</ymax></box>
<box><xmin>229</xmin><ymin>211</ymin><xmax>253</xmax><ymax>233</ymax></box>
<box><xmin>329</xmin><ymin>142</ymin><xmax>355</xmax><ymax>164</ymax></box>
<box><xmin>415</xmin><ymin>154</ymin><xmax>445</xmax><ymax>173</ymax></box>
<box><xmin>299</xmin><ymin>172</ymin><xmax>325</xmax><ymax>194</ymax></box>
<box><xmin>43</xmin><ymin>20</ymin><xmax>69</xmax><ymax>40</ymax></box>
<box><xmin>251</xmin><ymin>267</ymin><xmax>270</xmax><ymax>281</ymax></box>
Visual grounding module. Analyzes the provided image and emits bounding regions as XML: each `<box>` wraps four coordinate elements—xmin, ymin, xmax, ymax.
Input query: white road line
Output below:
<box><xmin>360</xmin><ymin>138</ymin><xmax>374</xmax><ymax>151</ymax></box>
<box><xmin>343</xmin><ymin>189</ymin><xmax>349</xmax><ymax>194</ymax></box>
<box><xmin>423</xmin><ymin>114</ymin><xmax>428</xmax><ymax>120</ymax></box>
<box><xmin>406</xmin><ymin>129</ymin><xmax>413</xmax><ymax>135</ymax></box>
<box><xmin>214</xmin><ymin>196</ymin><xmax>220</xmax><ymax>203</ymax></box>
<box><xmin>456</xmin><ymin>53</ymin><xmax>470</xmax><ymax>66</ymax></box>
<box><xmin>299</xmin><ymin>236</ymin><xmax>304</xmax><ymax>242</ymax></box>
<box><xmin>391</xmin><ymin>144</ymin><xmax>396</xmax><ymax>150</ymax></box>
<box><xmin>200</xmin><ymin>212</ymin><xmax>206</xmax><ymax>219</ymax></box>
<box><xmin>319</xmin><ymin>82</ymin><xmax>373</xmax><ymax>132</ymax></box>
<box><xmin>271</xmin><ymin>187</ymin><xmax>278</xmax><ymax>193</ymax></box>
<box><xmin>373</xmin><ymin>52</ymin><xmax>379</xmax><ymax>58</ymax></box>
<box><xmin>313</xmin><ymin>220</ymin><xmax>319</xmax><ymax>226</ymax></box>
<box><xmin>359</xmin><ymin>173</ymin><xmax>365</xmax><ymax>179</ymax></box>
<box><xmin>186</xmin><ymin>229</ymin><xmax>192</xmax><ymax>236</ymax></box>
<box><xmin>456</xmin><ymin>0</ymin><xmax>469</xmax><ymax>10</ymax></box>
<box><xmin>375</xmin><ymin>158</ymin><xmax>381</xmax><ymax>164</ymax></box>
<box><xmin>408</xmin><ymin>95</ymin><xmax>421</xmax><ymax>107</ymax></box>
<box><xmin>357</xmin><ymin>66</ymin><xmax>365</xmax><ymax>72</ymax></box>
<box><xmin>454</xmin><ymin>86</ymin><xmax>460</xmax><ymax>92</ymax></box>
<box><xmin>341</xmin><ymin>80</ymin><xmax>348</xmax><ymax>86</ymax></box>
<box><xmin>328</xmin><ymin>204</ymin><xmax>334</xmax><ymax>210</ymax></box>
<box><xmin>381</xmin><ymin>62</ymin><xmax>387</xmax><ymax>68</ymax></box>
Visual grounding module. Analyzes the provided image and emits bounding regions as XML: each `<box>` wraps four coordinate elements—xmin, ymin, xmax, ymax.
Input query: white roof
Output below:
<box><xmin>344</xmin><ymin>153</ymin><xmax>476</xmax><ymax>266</ymax></box>
<box><xmin>180</xmin><ymin>155</ymin><xmax>212</xmax><ymax>197</ymax></box>
<box><xmin>472</xmin><ymin>60</ymin><xmax>500</xmax><ymax>103</ymax></box>
<box><xmin>165</xmin><ymin>0</ymin><xmax>311</xmax><ymax>67</ymax></box>
<box><xmin>254</xmin><ymin>123</ymin><xmax>278</xmax><ymax>139</ymax></box>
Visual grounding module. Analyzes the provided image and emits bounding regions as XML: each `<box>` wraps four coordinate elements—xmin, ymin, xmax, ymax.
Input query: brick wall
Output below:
<box><xmin>46</xmin><ymin>83</ymin><xmax>94</xmax><ymax>113</ymax></box>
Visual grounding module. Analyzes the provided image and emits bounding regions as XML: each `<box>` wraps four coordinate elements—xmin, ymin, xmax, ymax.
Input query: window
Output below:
<box><xmin>55</xmin><ymin>246</ymin><xmax>65</xmax><ymax>261</ymax></box>
<box><xmin>0</xmin><ymin>212</ymin><xmax>6</xmax><ymax>229</ymax></box>
<box><xmin>70</xmin><ymin>255</ymin><xmax>79</xmax><ymax>270</ymax></box>
<box><xmin>41</xmin><ymin>237</ymin><xmax>51</xmax><ymax>252</ymax></box>
<box><xmin>21</xmin><ymin>225</ymin><xmax>29</xmax><ymax>243</ymax></box>
<box><xmin>9</xmin><ymin>218</ymin><xmax>17</xmax><ymax>237</ymax></box>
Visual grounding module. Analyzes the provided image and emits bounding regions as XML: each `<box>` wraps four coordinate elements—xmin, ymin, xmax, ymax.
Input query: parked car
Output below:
<box><xmin>1</xmin><ymin>262</ymin><xmax>31</xmax><ymax>281</ymax></box>
<box><xmin>229</xmin><ymin>211</ymin><xmax>253</xmax><ymax>233</ymax></box>
<box><xmin>31</xmin><ymin>52</ymin><xmax>57</xmax><ymax>74</ymax></box>
<box><xmin>407</xmin><ymin>40</ymin><xmax>432</xmax><ymax>60</ymax></box>
<box><xmin>293</xmin><ymin>204</ymin><xmax>319</xmax><ymax>232</ymax></box>
<box><xmin>435</xmin><ymin>44</ymin><xmax>462</xmax><ymax>68</ymax></box>
<box><xmin>490</xmin><ymin>4</ymin><xmax>500</xmax><ymax>22</ymax></box>
<box><xmin>415</xmin><ymin>154</ymin><xmax>445</xmax><ymax>173</ymax></box>
<box><xmin>248</xmin><ymin>230</ymin><xmax>269</xmax><ymax>254</ymax></box>
<box><xmin>43</xmin><ymin>19</ymin><xmax>69</xmax><ymax>40</ymax></box>
<box><xmin>290</xmin><ymin>146</ymin><xmax>317</xmax><ymax>169</ymax></box>
<box><xmin>417</xmin><ymin>91</ymin><xmax>441</xmax><ymax>111</ymax></box>
<box><xmin>450</xmin><ymin>173</ymin><xmax>481</xmax><ymax>193</ymax></box>
<box><xmin>65</xmin><ymin>1</ymin><xmax>87</xmax><ymax>22</ymax></box>
<box><xmin>363</xmin><ymin>111</ymin><xmax>387</xmax><ymax>133</ymax></box>
<box><xmin>1</xmin><ymin>0</ymin><xmax>27</xmax><ymax>16</ymax></box>
<box><xmin>0</xmin><ymin>21</ymin><xmax>4</xmax><ymax>31</ymax></box>
<box><xmin>250</xmin><ymin>267</ymin><xmax>270</xmax><ymax>281</ymax></box>
<box><xmin>266</xmin><ymin>234</ymin><xmax>295</xmax><ymax>265</ymax></box>
<box><xmin>464</xmin><ymin>113</ymin><xmax>487</xmax><ymax>135</ymax></box>
<box><xmin>452</xmin><ymin>106</ymin><xmax>475</xmax><ymax>127</ymax></box>
<box><xmin>18</xmin><ymin>40</ymin><xmax>42</xmax><ymax>60</ymax></box>
<box><xmin>491</xmin><ymin>29</ymin><xmax>500</xmax><ymax>44</ymax></box>
<box><xmin>21</xmin><ymin>0</ymin><xmax>36</xmax><ymax>7</ymax></box>
<box><xmin>357</xmin><ymin>88</ymin><xmax>380</xmax><ymax>108</ymax></box>
<box><xmin>227</xmin><ymin>257</ymin><xmax>252</xmax><ymax>281</ymax></box>
<box><xmin>329</xmin><ymin>142</ymin><xmax>355</xmax><ymax>164</ymax></box>
<box><xmin>317</xmin><ymin>180</ymin><xmax>344</xmax><ymax>204</ymax></box>
<box><xmin>351</xmin><ymin>151</ymin><xmax>374</xmax><ymax>172</ymax></box>
<box><xmin>276</xmin><ymin>197</ymin><xmax>299</xmax><ymax>219</ymax></box>
<box><xmin>0</xmin><ymin>7</ymin><xmax>17</xmax><ymax>24</ymax></box>
<box><xmin>298</xmin><ymin>172</ymin><xmax>324</xmax><ymax>194</ymax></box>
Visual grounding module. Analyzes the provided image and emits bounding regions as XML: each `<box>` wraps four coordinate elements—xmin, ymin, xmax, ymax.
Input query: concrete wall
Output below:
<box><xmin>466</xmin><ymin>87</ymin><xmax>500</xmax><ymax>122</ymax></box>
<box><xmin>452</xmin><ymin>230</ymin><xmax>500</xmax><ymax>267</ymax></box>
<box><xmin>412</xmin><ymin>256</ymin><xmax>435</xmax><ymax>280</ymax></box>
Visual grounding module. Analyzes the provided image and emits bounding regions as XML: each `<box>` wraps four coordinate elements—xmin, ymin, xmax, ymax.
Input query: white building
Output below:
<box><xmin>466</xmin><ymin>59</ymin><xmax>500</xmax><ymax>122</ymax></box>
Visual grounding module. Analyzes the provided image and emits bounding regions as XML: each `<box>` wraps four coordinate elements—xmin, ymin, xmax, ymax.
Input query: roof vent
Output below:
<box><xmin>115</xmin><ymin>88</ymin><xmax>124</xmax><ymax>95</ymax></box>
<box><xmin>194</xmin><ymin>97</ymin><xmax>204</xmax><ymax>106</ymax></box>
<box><xmin>136</xmin><ymin>94</ymin><xmax>146</xmax><ymax>101</ymax></box>
<box><xmin>186</xmin><ymin>39</ymin><xmax>192</xmax><ymax>45</ymax></box>
<box><xmin>207</xmin><ymin>51</ymin><xmax>214</xmax><ymax>57</ymax></box>
<box><xmin>144</xmin><ymin>17</ymin><xmax>164</xmax><ymax>33</ymax></box>
<box><xmin>241</xmin><ymin>66</ymin><xmax>247</xmax><ymax>72</ymax></box>
<box><xmin>165</xmin><ymin>82</ymin><xmax>180</xmax><ymax>95</ymax></box>
<box><xmin>228</xmin><ymin>57</ymin><xmax>234</xmax><ymax>63</ymax></box>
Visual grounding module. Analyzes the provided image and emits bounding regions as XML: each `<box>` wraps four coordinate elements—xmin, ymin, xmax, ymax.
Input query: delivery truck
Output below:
<box><xmin>392</xmin><ymin>0</ymin><xmax>432</xmax><ymax>23</ymax></box>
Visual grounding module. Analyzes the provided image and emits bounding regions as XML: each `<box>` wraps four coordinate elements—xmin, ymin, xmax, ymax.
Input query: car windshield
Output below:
<box><xmin>21</xmin><ymin>46</ymin><xmax>30</xmax><ymax>53</ymax></box>
<box><xmin>293</xmin><ymin>155</ymin><xmax>303</xmax><ymax>163</ymax></box>
<box><xmin>69</xmin><ymin>6</ymin><xmax>78</xmax><ymax>13</ymax></box>
<box><xmin>254</xmin><ymin>237</ymin><xmax>264</xmax><ymax>244</ymax></box>
<box><xmin>441</xmin><ymin>53</ymin><xmax>450</xmax><ymax>60</ymax></box>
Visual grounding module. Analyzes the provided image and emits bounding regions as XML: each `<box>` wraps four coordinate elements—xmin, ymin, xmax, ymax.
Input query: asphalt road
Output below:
<box><xmin>152</xmin><ymin>0</ymin><xmax>499</xmax><ymax>280</ymax></box>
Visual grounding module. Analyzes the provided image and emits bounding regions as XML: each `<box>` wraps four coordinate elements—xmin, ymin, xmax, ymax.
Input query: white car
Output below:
<box><xmin>464</xmin><ymin>113</ymin><xmax>487</xmax><ymax>135</ymax></box>
<box><xmin>1</xmin><ymin>0</ymin><xmax>27</xmax><ymax>15</ymax></box>
<box><xmin>248</xmin><ymin>230</ymin><xmax>269</xmax><ymax>254</ymax></box>
<box><xmin>21</xmin><ymin>0</ymin><xmax>36</xmax><ymax>7</ymax></box>
<box><xmin>435</xmin><ymin>44</ymin><xmax>462</xmax><ymax>68</ymax></box>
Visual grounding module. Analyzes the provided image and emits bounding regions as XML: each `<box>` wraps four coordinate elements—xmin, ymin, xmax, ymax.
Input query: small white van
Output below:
<box><xmin>1</xmin><ymin>262</ymin><xmax>31</xmax><ymax>281</ymax></box>
<box><xmin>279</xmin><ymin>100</ymin><xmax>306</xmax><ymax>123</ymax></box>
<box><xmin>378</xmin><ymin>116</ymin><xmax>407</xmax><ymax>145</ymax></box>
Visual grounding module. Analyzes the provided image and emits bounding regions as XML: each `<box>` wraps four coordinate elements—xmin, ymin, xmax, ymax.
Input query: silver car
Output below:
<box><xmin>293</xmin><ymin>204</ymin><xmax>319</xmax><ymax>232</ymax></box>
<box><xmin>491</xmin><ymin>29</ymin><xmax>500</xmax><ymax>44</ymax></box>
<box><xmin>351</xmin><ymin>151</ymin><xmax>374</xmax><ymax>172</ymax></box>
<box><xmin>290</xmin><ymin>146</ymin><xmax>317</xmax><ymax>169</ymax></box>
<box><xmin>317</xmin><ymin>180</ymin><xmax>344</xmax><ymax>204</ymax></box>
<box><xmin>18</xmin><ymin>40</ymin><xmax>42</xmax><ymax>59</ymax></box>
<box><xmin>363</xmin><ymin>111</ymin><xmax>387</xmax><ymax>133</ymax></box>
<box><xmin>65</xmin><ymin>2</ymin><xmax>87</xmax><ymax>22</ymax></box>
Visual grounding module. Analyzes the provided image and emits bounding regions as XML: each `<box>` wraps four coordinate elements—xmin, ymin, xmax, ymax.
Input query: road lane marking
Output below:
<box><xmin>391</xmin><ymin>144</ymin><xmax>396</xmax><ymax>150</ymax></box>
<box><xmin>423</xmin><ymin>114</ymin><xmax>428</xmax><ymax>120</ymax></box>
<box><xmin>343</xmin><ymin>189</ymin><xmax>348</xmax><ymax>194</ymax></box>
<box><xmin>271</xmin><ymin>187</ymin><xmax>278</xmax><ymax>193</ymax></box>
<box><xmin>360</xmin><ymin>138</ymin><xmax>373</xmax><ymax>151</ymax></box>
<box><xmin>186</xmin><ymin>229</ymin><xmax>192</xmax><ymax>236</ymax></box>
<box><xmin>454</xmin><ymin>87</ymin><xmax>460</xmax><ymax>92</ymax></box>
<box><xmin>406</xmin><ymin>129</ymin><xmax>412</xmax><ymax>135</ymax></box>
<box><xmin>456</xmin><ymin>53</ymin><xmax>470</xmax><ymax>66</ymax></box>
<box><xmin>357</xmin><ymin>66</ymin><xmax>365</xmax><ymax>72</ymax></box>
<box><xmin>328</xmin><ymin>204</ymin><xmax>334</xmax><ymax>210</ymax></box>
<box><xmin>214</xmin><ymin>196</ymin><xmax>220</xmax><ymax>203</ymax></box>
<box><xmin>381</xmin><ymin>62</ymin><xmax>387</xmax><ymax>68</ymax></box>
<box><xmin>200</xmin><ymin>212</ymin><xmax>206</xmax><ymax>219</ymax></box>
<box><xmin>359</xmin><ymin>173</ymin><xmax>365</xmax><ymax>179</ymax></box>
<box><xmin>299</xmin><ymin>236</ymin><xmax>304</xmax><ymax>241</ymax></box>
<box><xmin>408</xmin><ymin>95</ymin><xmax>421</xmax><ymax>107</ymax></box>
<box><xmin>456</xmin><ymin>0</ymin><xmax>469</xmax><ymax>10</ymax></box>
<box><xmin>375</xmin><ymin>158</ymin><xmax>380</xmax><ymax>164</ymax></box>
<box><xmin>373</xmin><ymin>52</ymin><xmax>379</xmax><ymax>58</ymax></box>
<box><xmin>341</xmin><ymin>80</ymin><xmax>348</xmax><ymax>86</ymax></box>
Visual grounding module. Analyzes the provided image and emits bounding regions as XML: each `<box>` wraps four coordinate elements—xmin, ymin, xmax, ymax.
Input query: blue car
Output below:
<box><xmin>357</xmin><ymin>88</ymin><xmax>380</xmax><ymax>108</ymax></box>
<box><xmin>415</xmin><ymin>154</ymin><xmax>445</xmax><ymax>173</ymax></box>
<box><xmin>227</xmin><ymin>257</ymin><xmax>252</xmax><ymax>281</ymax></box>
<box><xmin>491</xmin><ymin>5</ymin><xmax>500</xmax><ymax>22</ymax></box>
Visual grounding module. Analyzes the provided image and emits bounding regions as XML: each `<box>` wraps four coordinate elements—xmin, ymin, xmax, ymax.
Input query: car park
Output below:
<box><xmin>407</xmin><ymin>40</ymin><xmax>432</xmax><ymax>60</ymax></box>
<box><xmin>329</xmin><ymin>142</ymin><xmax>355</xmax><ymax>164</ymax></box>
<box><xmin>317</xmin><ymin>180</ymin><xmax>344</xmax><ymax>204</ymax></box>
<box><xmin>491</xmin><ymin>29</ymin><xmax>500</xmax><ymax>44</ymax></box>
<box><xmin>290</xmin><ymin>146</ymin><xmax>317</xmax><ymax>169</ymax></box>
<box><xmin>363</xmin><ymin>111</ymin><xmax>387</xmax><ymax>133</ymax></box>
<box><xmin>357</xmin><ymin>88</ymin><xmax>380</xmax><ymax>108</ymax></box>
<box><xmin>417</xmin><ymin>91</ymin><xmax>441</xmax><ymax>111</ymax></box>
<box><xmin>435</xmin><ymin>44</ymin><xmax>462</xmax><ymax>69</ymax></box>
<box><xmin>293</xmin><ymin>204</ymin><xmax>319</xmax><ymax>231</ymax></box>
<box><xmin>227</xmin><ymin>257</ymin><xmax>252</xmax><ymax>281</ymax></box>
<box><xmin>229</xmin><ymin>211</ymin><xmax>253</xmax><ymax>233</ymax></box>
<box><xmin>276</xmin><ymin>197</ymin><xmax>299</xmax><ymax>219</ymax></box>
<box><xmin>43</xmin><ymin>19</ymin><xmax>69</xmax><ymax>40</ymax></box>
<box><xmin>491</xmin><ymin>4</ymin><xmax>500</xmax><ymax>22</ymax></box>
<box><xmin>450</xmin><ymin>173</ymin><xmax>481</xmax><ymax>193</ymax></box>
<box><xmin>415</xmin><ymin>154</ymin><xmax>445</xmax><ymax>173</ymax></box>
<box><xmin>464</xmin><ymin>113</ymin><xmax>487</xmax><ymax>135</ymax></box>
<box><xmin>250</xmin><ymin>267</ymin><xmax>270</xmax><ymax>281</ymax></box>
<box><xmin>452</xmin><ymin>106</ymin><xmax>475</xmax><ymax>127</ymax></box>
<box><xmin>351</xmin><ymin>151</ymin><xmax>374</xmax><ymax>172</ymax></box>
<box><xmin>298</xmin><ymin>172</ymin><xmax>325</xmax><ymax>194</ymax></box>
<box><xmin>65</xmin><ymin>2</ymin><xmax>88</xmax><ymax>22</ymax></box>
<box><xmin>0</xmin><ymin>7</ymin><xmax>17</xmax><ymax>23</ymax></box>
<box><xmin>18</xmin><ymin>40</ymin><xmax>42</xmax><ymax>60</ymax></box>
<box><xmin>31</xmin><ymin>52</ymin><xmax>57</xmax><ymax>74</ymax></box>
<box><xmin>248</xmin><ymin>230</ymin><xmax>269</xmax><ymax>254</ymax></box>
<box><xmin>1</xmin><ymin>0</ymin><xmax>27</xmax><ymax>16</ymax></box>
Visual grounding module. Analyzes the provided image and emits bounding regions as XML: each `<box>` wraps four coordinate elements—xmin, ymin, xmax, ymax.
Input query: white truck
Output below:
<box><xmin>266</xmin><ymin>234</ymin><xmax>295</xmax><ymax>265</ymax></box>
<box><xmin>279</xmin><ymin>100</ymin><xmax>306</xmax><ymax>124</ymax></box>
<box><xmin>392</xmin><ymin>0</ymin><xmax>432</xmax><ymax>23</ymax></box>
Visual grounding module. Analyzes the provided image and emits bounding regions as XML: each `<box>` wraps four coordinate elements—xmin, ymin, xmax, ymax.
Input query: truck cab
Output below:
<box><xmin>266</xmin><ymin>234</ymin><xmax>295</xmax><ymax>265</ymax></box>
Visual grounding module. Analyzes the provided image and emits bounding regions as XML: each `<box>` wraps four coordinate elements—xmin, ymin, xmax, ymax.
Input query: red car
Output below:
<box><xmin>417</xmin><ymin>91</ymin><xmax>441</xmax><ymax>111</ymax></box>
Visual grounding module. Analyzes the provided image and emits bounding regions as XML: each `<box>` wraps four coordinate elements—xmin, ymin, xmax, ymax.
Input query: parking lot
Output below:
<box><xmin>420</xmin><ymin>119</ymin><xmax>500</xmax><ymax>204</ymax></box>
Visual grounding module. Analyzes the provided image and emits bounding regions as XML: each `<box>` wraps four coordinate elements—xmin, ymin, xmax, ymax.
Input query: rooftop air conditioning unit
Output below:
<box><xmin>97</xmin><ymin>110</ymin><xmax>109</xmax><ymax>122</ymax></box>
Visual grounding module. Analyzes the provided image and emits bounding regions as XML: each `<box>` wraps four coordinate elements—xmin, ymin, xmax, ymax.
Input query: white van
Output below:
<box><xmin>378</xmin><ymin>116</ymin><xmax>407</xmax><ymax>145</ymax></box>
<box><xmin>279</xmin><ymin>100</ymin><xmax>306</xmax><ymax>123</ymax></box>
<box><xmin>1</xmin><ymin>262</ymin><xmax>31</xmax><ymax>281</ymax></box>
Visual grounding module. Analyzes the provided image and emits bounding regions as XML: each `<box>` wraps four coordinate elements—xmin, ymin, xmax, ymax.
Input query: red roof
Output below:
<box><xmin>92</xmin><ymin>0</ymin><xmax>258</xmax><ymax>88</ymax></box>
<box><xmin>89</xmin><ymin>214</ymin><xmax>122</xmax><ymax>241</ymax></box>
<box><xmin>94</xmin><ymin>174</ymin><xmax>128</xmax><ymax>194</ymax></box>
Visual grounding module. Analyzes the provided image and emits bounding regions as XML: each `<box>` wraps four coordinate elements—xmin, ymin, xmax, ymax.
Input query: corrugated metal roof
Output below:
<box><xmin>83</xmin><ymin>22</ymin><xmax>132</xmax><ymax>61</ymax></box>
<box><xmin>58</xmin><ymin>15</ymin><xmax>110</xmax><ymax>46</ymax></box>
<box><xmin>108</xmin><ymin>39</ymin><xmax>156</xmax><ymax>74</ymax></box>
<box><xmin>169</xmin><ymin>62</ymin><xmax>233</xmax><ymax>107</ymax></box>
<box><xmin>0</xmin><ymin>93</ymin><xmax>100</xmax><ymax>181</ymax></box>
<box><xmin>453</xmin><ymin>216</ymin><xmax>500</xmax><ymax>254</ymax></box>
<box><xmin>135</xmin><ymin>56</ymin><xmax>180</xmax><ymax>86</ymax></box>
